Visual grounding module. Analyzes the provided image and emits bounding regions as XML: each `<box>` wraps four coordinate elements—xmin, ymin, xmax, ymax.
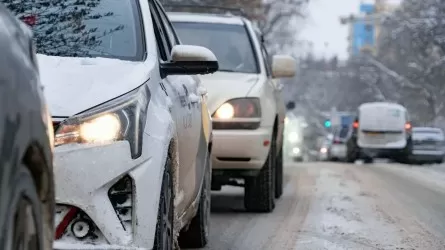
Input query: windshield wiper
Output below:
<box><xmin>218</xmin><ymin>69</ymin><xmax>237</xmax><ymax>72</ymax></box>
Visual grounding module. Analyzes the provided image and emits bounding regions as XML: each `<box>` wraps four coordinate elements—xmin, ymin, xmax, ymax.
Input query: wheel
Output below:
<box><xmin>244</xmin><ymin>145</ymin><xmax>275</xmax><ymax>213</ymax></box>
<box><xmin>1</xmin><ymin>164</ymin><xmax>47</xmax><ymax>250</ymax></box>
<box><xmin>178</xmin><ymin>154</ymin><xmax>211</xmax><ymax>248</ymax></box>
<box><xmin>346</xmin><ymin>144</ymin><xmax>358</xmax><ymax>163</ymax></box>
<box><xmin>363</xmin><ymin>157</ymin><xmax>374</xmax><ymax>164</ymax></box>
<box><xmin>275</xmin><ymin>148</ymin><xmax>283</xmax><ymax>199</ymax></box>
<box><xmin>153</xmin><ymin>157</ymin><xmax>174</xmax><ymax>250</ymax></box>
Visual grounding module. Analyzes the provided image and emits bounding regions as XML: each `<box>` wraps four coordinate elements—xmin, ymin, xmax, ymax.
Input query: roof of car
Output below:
<box><xmin>413</xmin><ymin>127</ymin><xmax>443</xmax><ymax>132</ymax></box>
<box><xmin>167</xmin><ymin>12</ymin><xmax>245</xmax><ymax>25</ymax></box>
<box><xmin>358</xmin><ymin>102</ymin><xmax>406</xmax><ymax>111</ymax></box>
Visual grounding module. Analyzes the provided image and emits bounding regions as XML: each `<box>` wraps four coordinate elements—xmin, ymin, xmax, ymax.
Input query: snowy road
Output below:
<box><xmin>187</xmin><ymin>162</ymin><xmax>445</xmax><ymax>250</ymax></box>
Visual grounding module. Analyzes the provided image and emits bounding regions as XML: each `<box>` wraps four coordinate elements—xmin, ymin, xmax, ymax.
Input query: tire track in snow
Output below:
<box><xmin>347</xmin><ymin>163</ymin><xmax>445</xmax><ymax>250</ymax></box>
<box><xmin>188</xmin><ymin>164</ymin><xmax>315</xmax><ymax>250</ymax></box>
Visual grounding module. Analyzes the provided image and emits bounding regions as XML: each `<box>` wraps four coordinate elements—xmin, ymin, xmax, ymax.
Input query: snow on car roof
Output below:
<box><xmin>358</xmin><ymin>102</ymin><xmax>406</xmax><ymax>112</ymax></box>
<box><xmin>167</xmin><ymin>12</ymin><xmax>245</xmax><ymax>25</ymax></box>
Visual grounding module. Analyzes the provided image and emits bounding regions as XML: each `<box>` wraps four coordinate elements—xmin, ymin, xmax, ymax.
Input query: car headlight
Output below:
<box><xmin>288</xmin><ymin>132</ymin><xmax>299</xmax><ymax>143</ymax></box>
<box><xmin>54</xmin><ymin>85</ymin><xmax>150</xmax><ymax>159</ymax></box>
<box><xmin>292</xmin><ymin>147</ymin><xmax>300</xmax><ymax>154</ymax></box>
<box><xmin>213</xmin><ymin>98</ymin><xmax>261</xmax><ymax>119</ymax></box>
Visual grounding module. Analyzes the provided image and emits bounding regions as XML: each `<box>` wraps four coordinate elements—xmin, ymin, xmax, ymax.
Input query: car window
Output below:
<box><xmin>154</xmin><ymin>1</ymin><xmax>179</xmax><ymax>48</ymax></box>
<box><xmin>6</xmin><ymin>0</ymin><xmax>145</xmax><ymax>61</ymax></box>
<box><xmin>261</xmin><ymin>45</ymin><xmax>272</xmax><ymax>76</ymax></box>
<box><xmin>149</xmin><ymin>1</ymin><xmax>170</xmax><ymax>61</ymax></box>
<box><xmin>337</xmin><ymin>126</ymin><xmax>350</xmax><ymax>138</ymax></box>
<box><xmin>171</xmin><ymin>21</ymin><xmax>259</xmax><ymax>74</ymax></box>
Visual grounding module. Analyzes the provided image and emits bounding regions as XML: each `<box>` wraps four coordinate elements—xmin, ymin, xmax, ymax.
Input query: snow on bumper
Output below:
<box><xmin>212</xmin><ymin>127</ymin><xmax>272</xmax><ymax>170</ymax></box>
<box><xmin>53</xmin><ymin>136</ymin><xmax>165</xmax><ymax>249</ymax></box>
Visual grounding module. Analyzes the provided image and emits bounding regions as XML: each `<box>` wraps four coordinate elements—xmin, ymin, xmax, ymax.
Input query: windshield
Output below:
<box><xmin>171</xmin><ymin>21</ymin><xmax>259</xmax><ymax>73</ymax></box>
<box><xmin>335</xmin><ymin>126</ymin><xmax>350</xmax><ymax>139</ymax></box>
<box><xmin>5</xmin><ymin>0</ymin><xmax>144</xmax><ymax>61</ymax></box>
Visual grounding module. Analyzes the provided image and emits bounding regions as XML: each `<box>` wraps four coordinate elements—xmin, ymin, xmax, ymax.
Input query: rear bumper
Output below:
<box><xmin>330</xmin><ymin>144</ymin><xmax>347</xmax><ymax>158</ymax></box>
<box><xmin>410</xmin><ymin>150</ymin><xmax>444</xmax><ymax>161</ymax></box>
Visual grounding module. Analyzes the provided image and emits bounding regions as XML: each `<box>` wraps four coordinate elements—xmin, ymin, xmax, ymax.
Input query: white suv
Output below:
<box><xmin>169</xmin><ymin>10</ymin><xmax>296</xmax><ymax>212</ymax></box>
<box><xmin>9</xmin><ymin>0</ymin><xmax>218</xmax><ymax>249</ymax></box>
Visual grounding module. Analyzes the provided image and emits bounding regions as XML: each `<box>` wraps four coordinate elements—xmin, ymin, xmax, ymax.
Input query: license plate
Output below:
<box><xmin>365</xmin><ymin>132</ymin><xmax>382</xmax><ymax>136</ymax></box>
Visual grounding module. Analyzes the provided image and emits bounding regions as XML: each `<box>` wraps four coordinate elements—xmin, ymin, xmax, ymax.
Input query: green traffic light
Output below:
<box><xmin>324</xmin><ymin>120</ymin><xmax>331</xmax><ymax>127</ymax></box>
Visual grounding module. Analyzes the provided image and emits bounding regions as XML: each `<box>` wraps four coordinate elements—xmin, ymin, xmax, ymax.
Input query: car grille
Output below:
<box><xmin>108</xmin><ymin>175</ymin><xmax>133</xmax><ymax>233</ymax></box>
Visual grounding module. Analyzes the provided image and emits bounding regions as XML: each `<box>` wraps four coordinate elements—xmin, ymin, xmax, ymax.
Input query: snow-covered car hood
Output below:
<box><xmin>199</xmin><ymin>71</ymin><xmax>259</xmax><ymax>113</ymax></box>
<box><xmin>37</xmin><ymin>54</ymin><xmax>151</xmax><ymax>116</ymax></box>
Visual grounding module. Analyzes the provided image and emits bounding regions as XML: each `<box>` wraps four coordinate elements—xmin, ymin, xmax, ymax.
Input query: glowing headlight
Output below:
<box><xmin>292</xmin><ymin>147</ymin><xmax>300</xmax><ymax>154</ymax></box>
<box><xmin>213</xmin><ymin>98</ymin><xmax>261</xmax><ymax>119</ymax></box>
<box><xmin>284</xmin><ymin>117</ymin><xmax>289</xmax><ymax>125</ymax></box>
<box><xmin>320</xmin><ymin>147</ymin><xmax>328</xmax><ymax>153</ymax></box>
<box><xmin>215</xmin><ymin>103</ymin><xmax>235</xmax><ymax>119</ymax></box>
<box><xmin>288</xmin><ymin>132</ymin><xmax>299</xmax><ymax>143</ymax></box>
<box><xmin>54</xmin><ymin>85</ymin><xmax>150</xmax><ymax>159</ymax></box>
<box><xmin>79</xmin><ymin>114</ymin><xmax>121</xmax><ymax>143</ymax></box>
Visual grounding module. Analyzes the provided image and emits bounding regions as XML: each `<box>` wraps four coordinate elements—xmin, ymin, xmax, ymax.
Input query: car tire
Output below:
<box><xmin>178</xmin><ymin>154</ymin><xmax>211</xmax><ymax>248</ymax></box>
<box><xmin>1</xmin><ymin>164</ymin><xmax>47</xmax><ymax>250</ymax></box>
<box><xmin>275</xmin><ymin>148</ymin><xmax>283</xmax><ymax>199</ymax></box>
<box><xmin>153</xmin><ymin>157</ymin><xmax>174</xmax><ymax>250</ymax></box>
<box><xmin>244</xmin><ymin>146</ymin><xmax>275</xmax><ymax>213</ymax></box>
<box><xmin>363</xmin><ymin>156</ymin><xmax>374</xmax><ymax>164</ymax></box>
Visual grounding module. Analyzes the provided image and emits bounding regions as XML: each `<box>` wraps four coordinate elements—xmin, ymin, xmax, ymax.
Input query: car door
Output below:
<box><xmin>150</xmin><ymin>0</ymin><xmax>201</xmax><ymax>212</ymax></box>
<box><xmin>261</xmin><ymin>44</ymin><xmax>285</xmax><ymax>150</ymax></box>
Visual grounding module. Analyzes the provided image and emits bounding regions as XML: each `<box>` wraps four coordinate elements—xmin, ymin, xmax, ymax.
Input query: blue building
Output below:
<box><xmin>351</xmin><ymin>3</ymin><xmax>375</xmax><ymax>55</ymax></box>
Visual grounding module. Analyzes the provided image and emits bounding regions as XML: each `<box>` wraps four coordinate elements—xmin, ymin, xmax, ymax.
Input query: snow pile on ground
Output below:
<box><xmin>294</xmin><ymin>167</ymin><xmax>410</xmax><ymax>250</ymax></box>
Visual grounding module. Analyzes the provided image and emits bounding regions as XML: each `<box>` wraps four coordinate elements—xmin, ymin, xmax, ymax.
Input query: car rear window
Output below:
<box><xmin>5</xmin><ymin>0</ymin><xmax>144</xmax><ymax>61</ymax></box>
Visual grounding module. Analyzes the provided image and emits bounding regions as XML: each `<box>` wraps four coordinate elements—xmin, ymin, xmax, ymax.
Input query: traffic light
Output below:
<box><xmin>324</xmin><ymin>120</ymin><xmax>331</xmax><ymax>128</ymax></box>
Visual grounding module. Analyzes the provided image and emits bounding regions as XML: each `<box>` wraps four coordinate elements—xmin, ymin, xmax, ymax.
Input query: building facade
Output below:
<box><xmin>342</xmin><ymin>0</ymin><xmax>401</xmax><ymax>57</ymax></box>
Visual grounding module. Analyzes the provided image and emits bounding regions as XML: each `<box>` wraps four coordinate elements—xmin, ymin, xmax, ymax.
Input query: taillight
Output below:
<box><xmin>353</xmin><ymin>121</ymin><xmax>359</xmax><ymax>129</ymax></box>
<box><xmin>405</xmin><ymin>122</ymin><xmax>412</xmax><ymax>130</ymax></box>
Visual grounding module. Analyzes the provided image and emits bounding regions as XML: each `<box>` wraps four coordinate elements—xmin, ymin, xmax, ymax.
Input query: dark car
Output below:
<box><xmin>0</xmin><ymin>4</ymin><xmax>55</xmax><ymax>250</ymax></box>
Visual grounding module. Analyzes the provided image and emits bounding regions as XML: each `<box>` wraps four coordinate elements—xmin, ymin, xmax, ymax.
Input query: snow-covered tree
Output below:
<box><xmin>4</xmin><ymin>0</ymin><xmax>123</xmax><ymax>57</ymax></box>
<box><xmin>376</xmin><ymin>0</ymin><xmax>445</xmax><ymax>126</ymax></box>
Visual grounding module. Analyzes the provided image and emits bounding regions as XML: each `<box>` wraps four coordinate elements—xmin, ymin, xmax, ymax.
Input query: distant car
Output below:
<box><xmin>0</xmin><ymin>4</ymin><xmax>55</xmax><ymax>250</ymax></box>
<box><xmin>168</xmin><ymin>9</ymin><xmax>296</xmax><ymax>211</ymax></box>
<box><xmin>318</xmin><ymin>135</ymin><xmax>333</xmax><ymax>161</ymax></box>
<box><xmin>328</xmin><ymin>126</ymin><xmax>350</xmax><ymax>161</ymax></box>
<box><xmin>410</xmin><ymin>127</ymin><xmax>445</xmax><ymax>164</ymax></box>
<box><xmin>346</xmin><ymin>102</ymin><xmax>412</xmax><ymax>163</ymax></box>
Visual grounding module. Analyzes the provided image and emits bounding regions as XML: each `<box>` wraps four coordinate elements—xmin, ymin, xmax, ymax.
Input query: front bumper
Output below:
<box><xmin>212</xmin><ymin>127</ymin><xmax>272</xmax><ymax>170</ymax></box>
<box><xmin>53</xmin><ymin>134</ymin><xmax>167</xmax><ymax>249</ymax></box>
<box><xmin>330</xmin><ymin>144</ymin><xmax>347</xmax><ymax>158</ymax></box>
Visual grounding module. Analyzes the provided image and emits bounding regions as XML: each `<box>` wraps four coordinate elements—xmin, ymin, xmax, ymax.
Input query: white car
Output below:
<box><xmin>411</xmin><ymin>127</ymin><xmax>445</xmax><ymax>164</ymax></box>
<box><xmin>346</xmin><ymin>102</ymin><xmax>413</xmax><ymax>163</ymax></box>
<box><xmin>168</xmin><ymin>10</ymin><xmax>296</xmax><ymax>212</ymax></box>
<box><xmin>11</xmin><ymin>0</ymin><xmax>218</xmax><ymax>249</ymax></box>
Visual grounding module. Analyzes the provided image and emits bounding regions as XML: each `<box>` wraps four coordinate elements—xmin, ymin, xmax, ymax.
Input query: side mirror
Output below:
<box><xmin>161</xmin><ymin>45</ymin><xmax>219</xmax><ymax>77</ymax></box>
<box><xmin>286</xmin><ymin>101</ymin><xmax>295</xmax><ymax>110</ymax></box>
<box><xmin>272</xmin><ymin>55</ymin><xmax>296</xmax><ymax>78</ymax></box>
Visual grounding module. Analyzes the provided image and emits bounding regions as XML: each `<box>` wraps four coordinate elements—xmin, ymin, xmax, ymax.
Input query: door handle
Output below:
<box><xmin>198</xmin><ymin>86</ymin><xmax>207</xmax><ymax>96</ymax></box>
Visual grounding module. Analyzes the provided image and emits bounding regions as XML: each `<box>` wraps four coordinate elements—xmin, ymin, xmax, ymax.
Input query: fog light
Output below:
<box><xmin>71</xmin><ymin>219</ymin><xmax>92</xmax><ymax>239</ymax></box>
